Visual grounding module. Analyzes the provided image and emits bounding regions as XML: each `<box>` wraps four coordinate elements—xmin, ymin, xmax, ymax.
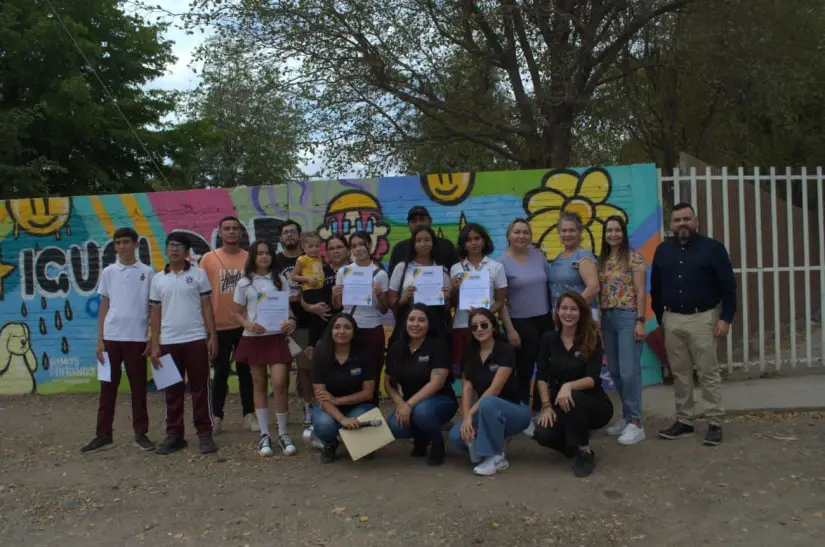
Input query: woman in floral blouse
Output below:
<box><xmin>598</xmin><ymin>216</ymin><xmax>647</xmax><ymax>446</ymax></box>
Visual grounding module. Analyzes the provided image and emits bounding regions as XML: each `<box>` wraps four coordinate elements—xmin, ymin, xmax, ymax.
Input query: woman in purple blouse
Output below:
<box><xmin>499</xmin><ymin>218</ymin><xmax>552</xmax><ymax>437</ymax></box>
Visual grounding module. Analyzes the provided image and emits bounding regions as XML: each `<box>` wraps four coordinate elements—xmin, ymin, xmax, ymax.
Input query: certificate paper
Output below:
<box><xmin>412</xmin><ymin>266</ymin><xmax>445</xmax><ymax>306</ymax></box>
<box><xmin>459</xmin><ymin>270</ymin><xmax>491</xmax><ymax>310</ymax></box>
<box><xmin>256</xmin><ymin>293</ymin><xmax>290</xmax><ymax>333</ymax></box>
<box><xmin>154</xmin><ymin>354</ymin><xmax>183</xmax><ymax>390</ymax></box>
<box><xmin>97</xmin><ymin>352</ymin><xmax>112</xmax><ymax>382</ymax></box>
<box><xmin>341</xmin><ymin>265</ymin><xmax>374</xmax><ymax>307</ymax></box>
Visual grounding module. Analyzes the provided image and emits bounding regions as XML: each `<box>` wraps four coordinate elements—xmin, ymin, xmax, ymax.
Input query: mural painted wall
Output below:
<box><xmin>0</xmin><ymin>164</ymin><xmax>663</xmax><ymax>395</ymax></box>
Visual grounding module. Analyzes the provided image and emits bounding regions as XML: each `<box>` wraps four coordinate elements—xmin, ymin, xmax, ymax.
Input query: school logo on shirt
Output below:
<box><xmin>140</xmin><ymin>273</ymin><xmax>146</xmax><ymax>281</ymax></box>
<box><xmin>418</xmin><ymin>354</ymin><xmax>430</xmax><ymax>363</ymax></box>
<box><xmin>185</xmin><ymin>276</ymin><xmax>194</xmax><ymax>284</ymax></box>
<box><xmin>489</xmin><ymin>364</ymin><xmax>500</xmax><ymax>372</ymax></box>
<box><xmin>350</xmin><ymin>368</ymin><xmax>362</xmax><ymax>376</ymax></box>
<box><xmin>574</xmin><ymin>350</ymin><xmax>582</xmax><ymax>358</ymax></box>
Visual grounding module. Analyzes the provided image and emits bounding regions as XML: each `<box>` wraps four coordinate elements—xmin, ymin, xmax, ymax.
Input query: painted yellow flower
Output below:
<box><xmin>523</xmin><ymin>167</ymin><xmax>628</xmax><ymax>259</ymax></box>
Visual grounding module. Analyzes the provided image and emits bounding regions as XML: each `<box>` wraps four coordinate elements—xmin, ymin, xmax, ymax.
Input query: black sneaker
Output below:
<box><xmin>155</xmin><ymin>435</ymin><xmax>188</xmax><ymax>455</ymax></box>
<box><xmin>133</xmin><ymin>434</ymin><xmax>155</xmax><ymax>451</ymax></box>
<box><xmin>572</xmin><ymin>449</ymin><xmax>596</xmax><ymax>477</ymax></box>
<box><xmin>81</xmin><ymin>436</ymin><xmax>114</xmax><ymax>453</ymax></box>
<box><xmin>703</xmin><ymin>424</ymin><xmax>723</xmax><ymax>446</ymax></box>
<box><xmin>199</xmin><ymin>436</ymin><xmax>218</xmax><ymax>455</ymax></box>
<box><xmin>427</xmin><ymin>438</ymin><xmax>446</xmax><ymax>467</ymax></box>
<box><xmin>321</xmin><ymin>441</ymin><xmax>338</xmax><ymax>464</ymax></box>
<box><xmin>410</xmin><ymin>437</ymin><xmax>428</xmax><ymax>458</ymax></box>
<box><xmin>658</xmin><ymin>421</ymin><xmax>695</xmax><ymax>440</ymax></box>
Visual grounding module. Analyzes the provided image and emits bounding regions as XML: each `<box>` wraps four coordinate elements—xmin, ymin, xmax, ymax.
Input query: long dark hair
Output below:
<box><xmin>598</xmin><ymin>215</ymin><xmax>631</xmax><ymax>272</ymax></box>
<box><xmin>405</xmin><ymin>224</ymin><xmax>439</xmax><ymax>265</ymax></box>
<box><xmin>457</xmin><ymin>223</ymin><xmax>494</xmax><ymax>259</ymax></box>
<box><xmin>244</xmin><ymin>239</ymin><xmax>283</xmax><ymax>290</ymax></box>
<box><xmin>553</xmin><ymin>291</ymin><xmax>599</xmax><ymax>359</ymax></box>
<box><xmin>395</xmin><ymin>303</ymin><xmax>437</xmax><ymax>348</ymax></box>
<box><xmin>462</xmin><ymin>308</ymin><xmax>504</xmax><ymax>376</ymax></box>
<box><xmin>349</xmin><ymin>230</ymin><xmax>383</xmax><ymax>269</ymax></box>
<box><xmin>313</xmin><ymin>313</ymin><xmax>363</xmax><ymax>368</ymax></box>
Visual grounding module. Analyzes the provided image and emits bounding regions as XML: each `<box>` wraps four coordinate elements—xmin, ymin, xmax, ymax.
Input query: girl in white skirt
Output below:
<box><xmin>234</xmin><ymin>240</ymin><xmax>298</xmax><ymax>456</ymax></box>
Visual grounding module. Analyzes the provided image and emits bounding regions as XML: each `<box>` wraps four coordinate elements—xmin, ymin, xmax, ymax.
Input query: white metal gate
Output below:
<box><xmin>658</xmin><ymin>167</ymin><xmax>825</xmax><ymax>372</ymax></box>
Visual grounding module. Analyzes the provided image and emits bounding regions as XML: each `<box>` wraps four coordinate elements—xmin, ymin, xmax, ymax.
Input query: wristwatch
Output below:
<box><xmin>635</xmin><ymin>316</ymin><xmax>645</xmax><ymax>323</ymax></box>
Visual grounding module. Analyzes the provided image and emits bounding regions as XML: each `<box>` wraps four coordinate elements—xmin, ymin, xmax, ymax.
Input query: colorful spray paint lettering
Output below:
<box><xmin>0</xmin><ymin>165</ymin><xmax>663</xmax><ymax>395</ymax></box>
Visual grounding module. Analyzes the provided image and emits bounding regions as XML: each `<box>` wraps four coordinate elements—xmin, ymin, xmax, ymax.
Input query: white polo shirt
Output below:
<box><xmin>149</xmin><ymin>264</ymin><xmax>212</xmax><ymax>345</ymax></box>
<box><xmin>449</xmin><ymin>256</ymin><xmax>508</xmax><ymax>328</ymax></box>
<box><xmin>233</xmin><ymin>272</ymin><xmax>290</xmax><ymax>336</ymax></box>
<box><xmin>335</xmin><ymin>263</ymin><xmax>389</xmax><ymax>329</ymax></box>
<box><xmin>97</xmin><ymin>261</ymin><xmax>155</xmax><ymax>342</ymax></box>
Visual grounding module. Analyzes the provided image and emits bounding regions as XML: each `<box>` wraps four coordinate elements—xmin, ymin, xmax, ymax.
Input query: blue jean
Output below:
<box><xmin>601</xmin><ymin>308</ymin><xmax>643</xmax><ymax>422</ymax></box>
<box><xmin>311</xmin><ymin>403</ymin><xmax>376</xmax><ymax>444</ymax></box>
<box><xmin>448</xmin><ymin>396</ymin><xmax>531</xmax><ymax>458</ymax></box>
<box><xmin>388</xmin><ymin>395</ymin><xmax>458</xmax><ymax>442</ymax></box>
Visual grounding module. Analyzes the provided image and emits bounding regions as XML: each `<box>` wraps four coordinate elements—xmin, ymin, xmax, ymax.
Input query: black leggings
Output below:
<box><xmin>534</xmin><ymin>391</ymin><xmax>614</xmax><ymax>454</ymax></box>
<box><xmin>211</xmin><ymin>327</ymin><xmax>254</xmax><ymax>419</ymax></box>
<box><xmin>511</xmin><ymin>314</ymin><xmax>553</xmax><ymax>411</ymax></box>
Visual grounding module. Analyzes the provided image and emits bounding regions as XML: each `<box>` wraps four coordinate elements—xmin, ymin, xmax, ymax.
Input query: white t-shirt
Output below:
<box><xmin>449</xmin><ymin>257</ymin><xmax>508</xmax><ymax>328</ymax></box>
<box><xmin>149</xmin><ymin>265</ymin><xmax>212</xmax><ymax>345</ymax></box>
<box><xmin>97</xmin><ymin>261</ymin><xmax>155</xmax><ymax>342</ymax></box>
<box><xmin>335</xmin><ymin>263</ymin><xmax>389</xmax><ymax>329</ymax></box>
<box><xmin>233</xmin><ymin>273</ymin><xmax>291</xmax><ymax>336</ymax></box>
<box><xmin>389</xmin><ymin>261</ymin><xmax>451</xmax><ymax>303</ymax></box>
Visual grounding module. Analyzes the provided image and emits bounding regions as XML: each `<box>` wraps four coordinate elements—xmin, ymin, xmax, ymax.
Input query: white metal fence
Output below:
<box><xmin>658</xmin><ymin>167</ymin><xmax>825</xmax><ymax>373</ymax></box>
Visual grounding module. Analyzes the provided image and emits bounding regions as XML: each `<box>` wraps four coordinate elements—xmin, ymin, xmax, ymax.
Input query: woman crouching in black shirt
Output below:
<box><xmin>311</xmin><ymin>313</ymin><xmax>377</xmax><ymax>463</ymax></box>
<box><xmin>534</xmin><ymin>291</ymin><xmax>614</xmax><ymax>477</ymax></box>
<box><xmin>385</xmin><ymin>303</ymin><xmax>458</xmax><ymax>466</ymax></box>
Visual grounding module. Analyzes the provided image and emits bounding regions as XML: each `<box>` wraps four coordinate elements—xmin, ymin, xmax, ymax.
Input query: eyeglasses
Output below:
<box><xmin>470</xmin><ymin>322</ymin><xmax>490</xmax><ymax>332</ymax></box>
<box><xmin>166</xmin><ymin>243</ymin><xmax>186</xmax><ymax>251</ymax></box>
<box><xmin>281</xmin><ymin>229</ymin><xmax>299</xmax><ymax>236</ymax></box>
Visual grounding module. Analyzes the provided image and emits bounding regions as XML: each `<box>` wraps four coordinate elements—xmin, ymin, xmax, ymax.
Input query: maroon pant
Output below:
<box><xmin>360</xmin><ymin>325</ymin><xmax>387</xmax><ymax>404</ymax></box>
<box><xmin>160</xmin><ymin>339</ymin><xmax>212</xmax><ymax>438</ymax></box>
<box><xmin>97</xmin><ymin>341</ymin><xmax>150</xmax><ymax>438</ymax></box>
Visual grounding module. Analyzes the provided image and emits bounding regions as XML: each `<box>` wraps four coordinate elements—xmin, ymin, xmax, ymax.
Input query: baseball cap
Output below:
<box><xmin>407</xmin><ymin>206</ymin><xmax>431</xmax><ymax>221</ymax></box>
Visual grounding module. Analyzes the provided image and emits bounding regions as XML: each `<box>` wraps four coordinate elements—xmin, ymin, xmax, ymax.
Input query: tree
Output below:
<box><xmin>177</xmin><ymin>34</ymin><xmax>305</xmax><ymax>188</ymax></box>
<box><xmin>186</xmin><ymin>0</ymin><xmax>695</xmax><ymax>176</ymax></box>
<box><xmin>0</xmin><ymin>0</ymin><xmax>186</xmax><ymax>199</ymax></box>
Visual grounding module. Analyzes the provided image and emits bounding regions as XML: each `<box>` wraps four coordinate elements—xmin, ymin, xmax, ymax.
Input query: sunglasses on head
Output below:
<box><xmin>470</xmin><ymin>321</ymin><xmax>490</xmax><ymax>332</ymax></box>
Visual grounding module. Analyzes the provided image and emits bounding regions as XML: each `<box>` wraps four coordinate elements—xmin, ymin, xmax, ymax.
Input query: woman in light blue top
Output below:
<box><xmin>548</xmin><ymin>212</ymin><xmax>600</xmax><ymax>320</ymax></box>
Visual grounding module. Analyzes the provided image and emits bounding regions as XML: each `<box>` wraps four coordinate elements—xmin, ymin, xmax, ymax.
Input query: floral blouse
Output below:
<box><xmin>599</xmin><ymin>250</ymin><xmax>645</xmax><ymax>309</ymax></box>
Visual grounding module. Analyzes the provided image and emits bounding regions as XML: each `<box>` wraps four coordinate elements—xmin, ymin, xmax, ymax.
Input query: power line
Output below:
<box><xmin>40</xmin><ymin>0</ymin><xmax>169</xmax><ymax>184</ymax></box>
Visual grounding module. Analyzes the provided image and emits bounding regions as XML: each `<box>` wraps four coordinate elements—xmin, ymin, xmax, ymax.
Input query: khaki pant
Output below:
<box><xmin>662</xmin><ymin>308</ymin><xmax>724</xmax><ymax>425</ymax></box>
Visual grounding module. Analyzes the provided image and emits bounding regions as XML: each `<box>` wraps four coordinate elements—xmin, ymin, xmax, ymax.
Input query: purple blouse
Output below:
<box><xmin>500</xmin><ymin>249</ymin><xmax>550</xmax><ymax>319</ymax></box>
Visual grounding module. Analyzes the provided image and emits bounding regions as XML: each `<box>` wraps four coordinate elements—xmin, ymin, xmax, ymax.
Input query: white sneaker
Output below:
<box><xmin>605</xmin><ymin>419</ymin><xmax>628</xmax><ymax>437</ymax></box>
<box><xmin>212</xmin><ymin>416</ymin><xmax>223</xmax><ymax>436</ymax></box>
<box><xmin>243</xmin><ymin>413</ymin><xmax>260</xmax><ymax>432</ymax></box>
<box><xmin>522</xmin><ymin>420</ymin><xmax>536</xmax><ymax>438</ymax></box>
<box><xmin>617</xmin><ymin>424</ymin><xmax>646</xmax><ymax>446</ymax></box>
<box><xmin>258</xmin><ymin>434</ymin><xmax>274</xmax><ymax>457</ymax></box>
<box><xmin>278</xmin><ymin>434</ymin><xmax>297</xmax><ymax>455</ymax></box>
<box><xmin>473</xmin><ymin>455</ymin><xmax>509</xmax><ymax>476</ymax></box>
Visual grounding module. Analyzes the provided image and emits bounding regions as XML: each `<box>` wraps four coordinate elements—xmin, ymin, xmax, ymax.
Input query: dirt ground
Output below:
<box><xmin>0</xmin><ymin>393</ymin><xmax>823</xmax><ymax>547</ymax></box>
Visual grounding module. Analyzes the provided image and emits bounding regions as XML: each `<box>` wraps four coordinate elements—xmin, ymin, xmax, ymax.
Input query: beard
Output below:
<box><xmin>283</xmin><ymin>241</ymin><xmax>300</xmax><ymax>251</ymax></box>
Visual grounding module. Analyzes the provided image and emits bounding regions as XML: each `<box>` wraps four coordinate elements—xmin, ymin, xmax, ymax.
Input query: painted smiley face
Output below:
<box><xmin>420</xmin><ymin>173</ymin><xmax>475</xmax><ymax>205</ymax></box>
<box><xmin>6</xmin><ymin>197</ymin><xmax>73</xmax><ymax>239</ymax></box>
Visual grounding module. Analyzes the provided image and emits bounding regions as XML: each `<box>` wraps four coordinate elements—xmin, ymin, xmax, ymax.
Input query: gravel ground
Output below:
<box><xmin>0</xmin><ymin>393</ymin><xmax>823</xmax><ymax>546</ymax></box>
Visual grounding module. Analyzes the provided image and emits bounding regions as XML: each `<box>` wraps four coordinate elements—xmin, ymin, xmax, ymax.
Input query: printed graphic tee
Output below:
<box><xmin>199</xmin><ymin>248</ymin><xmax>248</xmax><ymax>331</ymax></box>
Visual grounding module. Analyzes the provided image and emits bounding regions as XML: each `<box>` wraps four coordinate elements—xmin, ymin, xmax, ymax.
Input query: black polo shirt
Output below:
<box><xmin>536</xmin><ymin>331</ymin><xmax>605</xmax><ymax>397</ymax></box>
<box><xmin>462</xmin><ymin>341</ymin><xmax>520</xmax><ymax>403</ymax></box>
<box><xmin>385</xmin><ymin>338</ymin><xmax>456</xmax><ymax>401</ymax></box>
<box><xmin>650</xmin><ymin>233</ymin><xmax>737</xmax><ymax>324</ymax></box>
<box><xmin>311</xmin><ymin>348</ymin><xmax>375</xmax><ymax>413</ymax></box>
<box><xmin>387</xmin><ymin>237</ymin><xmax>459</xmax><ymax>277</ymax></box>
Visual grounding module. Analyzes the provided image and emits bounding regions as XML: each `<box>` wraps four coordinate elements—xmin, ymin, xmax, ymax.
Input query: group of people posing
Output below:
<box><xmin>83</xmin><ymin>201</ymin><xmax>737</xmax><ymax>479</ymax></box>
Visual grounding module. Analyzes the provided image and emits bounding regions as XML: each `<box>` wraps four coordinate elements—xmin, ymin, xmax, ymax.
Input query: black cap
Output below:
<box><xmin>407</xmin><ymin>205</ymin><xmax>431</xmax><ymax>221</ymax></box>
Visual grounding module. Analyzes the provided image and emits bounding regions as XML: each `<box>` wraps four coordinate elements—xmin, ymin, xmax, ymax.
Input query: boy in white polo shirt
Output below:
<box><xmin>149</xmin><ymin>232</ymin><xmax>219</xmax><ymax>455</ymax></box>
<box><xmin>82</xmin><ymin>227</ymin><xmax>155</xmax><ymax>454</ymax></box>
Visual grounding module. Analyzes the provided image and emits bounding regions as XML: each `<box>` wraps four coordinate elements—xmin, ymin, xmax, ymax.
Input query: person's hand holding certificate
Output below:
<box><xmin>459</xmin><ymin>270</ymin><xmax>491</xmax><ymax>310</ymax></box>
<box><xmin>412</xmin><ymin>266</ymin><xmax>445</xmax><ymax>306</ymax></box>
<box><xmin>341</xmin><ymin>265</ymin><xmax>374</xmax><ymax>307</ymax></box>
<box><xmin>256</xmin><ymin>293</ymin><xmax>290</xmax><ymax>333</ymax></box>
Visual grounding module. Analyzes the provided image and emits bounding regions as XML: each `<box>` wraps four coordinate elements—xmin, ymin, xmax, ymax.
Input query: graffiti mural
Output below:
<box><xmin>0</xmin><ymin>164</ymin><xmax>663</xmax><ymax>395</ymax></box>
